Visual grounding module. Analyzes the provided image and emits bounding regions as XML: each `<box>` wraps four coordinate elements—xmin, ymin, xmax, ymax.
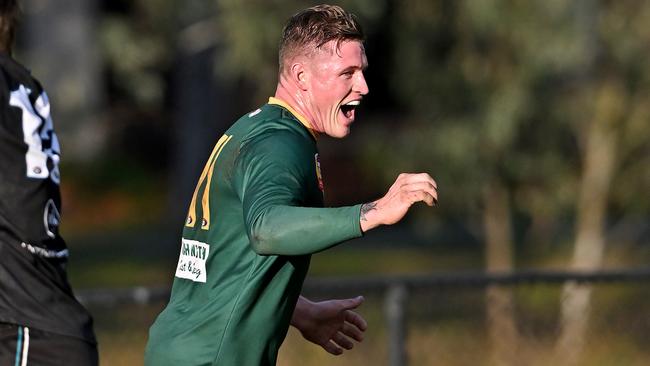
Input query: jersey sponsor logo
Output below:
<box><xmin>9</xmin><ymin>85</ymin><xmax>61</xmax><ymax>184</ymax></box>
<box><xmin>314</xmin><ymin>153</ymin><xmax>324</xmax><ymax>192</ymax></box>
<box><xmin>43</xmin><ymin>199</ymin><xmax>61</xmax><ymax>238</ymax></box>
<box><xmin>248</xmin><ymin>108</ymin><xmax>262</xmax><ymax>117</ymax></box>
<box><xmin>175</xmin><ymin>238</ymin><xmax>210</xmax><ymax>283</ymax></box>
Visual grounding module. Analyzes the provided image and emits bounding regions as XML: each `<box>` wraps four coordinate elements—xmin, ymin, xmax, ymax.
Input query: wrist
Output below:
<box><xmin>359</xmin><ymin>201</ymin><xmax>381</xmax><ymax>232</ymax></box>
<box><xmin>291</xmin><ymin>296</ymin><xmax>314</xmax><ymax>330</ymax></box>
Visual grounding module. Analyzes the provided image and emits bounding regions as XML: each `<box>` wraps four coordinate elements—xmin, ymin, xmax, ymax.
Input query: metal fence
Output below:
<box><xmin>78</xmin><ymin>267</ymin><xmax>650</xmax><ymax>366</ymax></box>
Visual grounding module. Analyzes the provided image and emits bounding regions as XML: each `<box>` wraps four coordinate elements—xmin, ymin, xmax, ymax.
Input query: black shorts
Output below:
<box><xmin>0</xmin><ymin>323</ymin><xmax>98</xmax><ymax>366</ymax></box>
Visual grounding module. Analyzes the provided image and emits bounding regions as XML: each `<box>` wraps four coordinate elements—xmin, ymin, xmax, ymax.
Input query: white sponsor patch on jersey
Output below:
<box><xmin>175</xmin><ymin>238</ymin><xmax>210</xmax><ymax>283</ymax></box>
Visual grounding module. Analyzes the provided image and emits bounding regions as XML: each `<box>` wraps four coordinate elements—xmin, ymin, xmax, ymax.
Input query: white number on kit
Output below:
<box><xmin>9</xmin><ymin>85</ymin><xmax>61</xmax><ymax>184</ymax></box>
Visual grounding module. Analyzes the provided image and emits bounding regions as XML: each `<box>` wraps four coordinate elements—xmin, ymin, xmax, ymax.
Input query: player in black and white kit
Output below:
<box><xmin>0</xmin><ymin>1</ymin><xmax>98</xmax><ymax>365</ymax></box>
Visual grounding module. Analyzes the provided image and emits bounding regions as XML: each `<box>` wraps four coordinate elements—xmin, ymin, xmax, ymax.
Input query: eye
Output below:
<box><xmin>341</xmin><ymin>70</ymin><xmax>354</xmax><ymax>79</ymax></box>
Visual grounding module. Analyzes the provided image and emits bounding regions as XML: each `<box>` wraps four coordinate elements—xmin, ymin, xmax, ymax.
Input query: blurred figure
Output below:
<box><xmin>145</xmin><ymin>4</ymin><xmax>437</xmax><ymax>366</ymax></box>
<box><xmin>0</xmin><ymin>1</ymin><xmax>97</xmax><ymax>365</ymax></box>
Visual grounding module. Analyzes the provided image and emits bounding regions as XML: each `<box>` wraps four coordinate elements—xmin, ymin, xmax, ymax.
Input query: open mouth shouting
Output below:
<box><xmin>340</xmin><ymin>100</ymin><xmax>361</xmax><ymax>121</ymax></box>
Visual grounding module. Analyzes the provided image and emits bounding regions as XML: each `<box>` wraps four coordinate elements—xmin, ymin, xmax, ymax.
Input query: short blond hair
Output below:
<box><xmin>279</xmin><ymin>4</ymin><xmax>364</xmax><ymax>74</ymax></box>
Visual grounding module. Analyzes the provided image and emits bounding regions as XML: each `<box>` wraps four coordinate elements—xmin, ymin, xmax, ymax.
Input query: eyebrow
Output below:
<box><xmin>340</xmin><ymin>63</ymin><xmax>367</xmax><ymax>74</ymax></box>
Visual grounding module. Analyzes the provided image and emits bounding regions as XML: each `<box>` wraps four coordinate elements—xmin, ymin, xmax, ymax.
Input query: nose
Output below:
<box><xmin>354</xmin><ymin>72</ymin><xmax>369</xmax><ymax>96</ymax></box>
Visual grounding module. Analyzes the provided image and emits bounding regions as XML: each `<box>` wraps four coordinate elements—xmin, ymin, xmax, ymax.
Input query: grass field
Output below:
<box><xmin>89</xmin><ymin>288</ymin><xmax>650</xmax><ymax>366</ymax></box>
<box><xmin>66</xmin><ymin>225</ymin><xmax>650</xmax><ymax>365</ymax></box>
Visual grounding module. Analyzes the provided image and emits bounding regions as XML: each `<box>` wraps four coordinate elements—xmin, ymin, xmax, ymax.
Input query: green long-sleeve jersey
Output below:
<box><xmin>145</xmin><ymin>98</ymin><xmax>363</xmax><ymax>366</ymax></box>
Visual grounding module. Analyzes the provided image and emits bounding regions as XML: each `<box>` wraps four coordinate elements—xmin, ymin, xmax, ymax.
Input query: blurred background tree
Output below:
<box><xmin>12</xmin><ymin>0</ymin><xmax>650</xmax><ymax>364</ymax></box>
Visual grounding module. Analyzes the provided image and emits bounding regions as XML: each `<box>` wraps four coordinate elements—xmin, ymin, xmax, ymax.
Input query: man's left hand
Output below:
<box><xmin>291</xmin><ymin>295</ymin><xmax>367</xmax><ymax>355</ymax></box>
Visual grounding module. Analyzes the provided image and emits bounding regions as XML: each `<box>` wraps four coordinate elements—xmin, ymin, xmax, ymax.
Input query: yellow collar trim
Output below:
<box><xmin>268</xmin><ymin>97</ymin><xmax>317</xmax><ymax>139</ymax></box>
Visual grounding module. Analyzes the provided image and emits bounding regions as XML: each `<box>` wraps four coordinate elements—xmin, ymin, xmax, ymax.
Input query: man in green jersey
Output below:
<box><xmin>145</xmin><ymin>4</ymin><xmax>438</xmax><ymax>365</ymax></box>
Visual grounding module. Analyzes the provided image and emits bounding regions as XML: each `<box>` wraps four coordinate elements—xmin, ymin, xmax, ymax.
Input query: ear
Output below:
<box><xmin>290</xmin><ymin>62</ymin><xmax>309</xmax><ymax>91</ymax></box>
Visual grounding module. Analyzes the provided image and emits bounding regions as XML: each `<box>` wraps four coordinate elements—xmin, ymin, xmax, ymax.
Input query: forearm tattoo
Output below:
<box><xmin>360</xmin><ymin>202</ymin><xmax>377</xmax><ymax>221</ymax></box>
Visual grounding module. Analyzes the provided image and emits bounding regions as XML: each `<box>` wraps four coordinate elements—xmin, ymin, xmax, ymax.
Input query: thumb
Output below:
<box><xmin>341</xmin><ymin>295</ymin><xmax>364</xmax><ymax>310</ymax></box>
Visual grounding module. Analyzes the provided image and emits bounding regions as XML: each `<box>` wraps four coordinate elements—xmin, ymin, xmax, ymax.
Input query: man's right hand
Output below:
<box><xmin>359</xmin><ymin>173</ymin><xmax>438</xmax><ymax>232</ymax></box>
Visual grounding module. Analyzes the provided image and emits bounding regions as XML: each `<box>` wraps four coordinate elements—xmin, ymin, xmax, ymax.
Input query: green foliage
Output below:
<box><xmin>93</xmin><ymin>0</ymin><xmax>649</xmax><ymax>247</ymax></box>
<box><xmin>99</xmin><ymin>0</ymin><xmax>177</xmax><ymax>105</ymax></box>
<box><xmin>214</xmin><ymin>0</ymin><xmax>295</xmax><ymax>94</ymax></box>
<box><xmin>358</xmin><ymin>0</ymin><xmax>650</xmax><ymax>240</ymax></box>
<box><xmin>214</xmin><ymin>0</ymin><xmax>389</xmax><ymax>99</ymax></box>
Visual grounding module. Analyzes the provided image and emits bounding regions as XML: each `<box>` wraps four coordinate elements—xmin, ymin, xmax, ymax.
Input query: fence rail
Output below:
<box><xmin>76</xmin><ymin>266</ymin><xmax>650</xmax><ymax>306</ymax></box>
<box><xmin>77</xmin><ymin>266</ymin><xmax>650</xmax><ymax>366</ymax></box>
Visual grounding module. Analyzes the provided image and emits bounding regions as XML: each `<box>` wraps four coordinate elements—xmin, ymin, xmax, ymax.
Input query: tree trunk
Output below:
<box><xmin>554</xmin><ymin>80</ymin><xmax>623</xmax><ymax>365</ymax></box>
<box><xmin>483</xmin><ymin>180</ymin><xmax>518</xmax><ymax>366</ymax></box>
<box><xmin>167</xmin><ymin>1</ymin><xmax>230</xmax><ymax>225</ymax></box>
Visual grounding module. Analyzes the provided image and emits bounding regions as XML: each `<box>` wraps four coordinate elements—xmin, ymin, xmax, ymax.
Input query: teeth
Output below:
<box><xmin>344</xmin><ymin>100</ymin><xmax>360</xmax><ymax>106</ymax></box>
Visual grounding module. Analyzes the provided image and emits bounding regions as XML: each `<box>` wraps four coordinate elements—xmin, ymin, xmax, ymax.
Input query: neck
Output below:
<box><xmin>273</xmin><ymin>76</ymin><xmax>320</xmax><ymax>132</ymax></box>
